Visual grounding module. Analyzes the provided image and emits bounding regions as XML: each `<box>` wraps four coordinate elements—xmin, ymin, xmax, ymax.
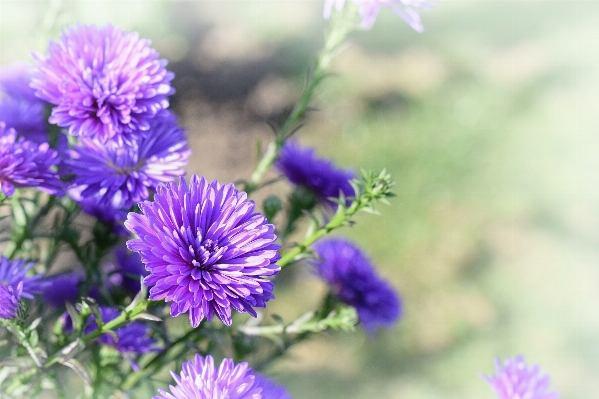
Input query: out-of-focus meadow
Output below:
<box><xmin>2</xmin><ymin>1</ymin><xmax>599</xmax><ymax>398</ymax></box>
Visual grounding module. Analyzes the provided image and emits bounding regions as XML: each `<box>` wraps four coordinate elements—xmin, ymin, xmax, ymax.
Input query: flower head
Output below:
<box><xmin>32</xmin><ymin>24</ymin><xmax>174</xmax><ymax>143</ymax></box>
<box><xmin>276</xmin><ymin>141</ymin><xmax>355</xmax><ymax>206</ymax></box>
<box><xmin>116</xmin><ymin>249</ymin><xmax>148</xmax><ymax>295</ymax></box>
<box><xmin>42</xmin><ymin>272</ymin><xmax>94</xmax><ymax>307</ymax></box>
<box><xmin>85</xmin><ymin>307</ymin><xmax>158</xmax><ymax>356</ymax></box>
<box><xmin>0</xmin><ymin>256</ymin><xmax>45</xmax><ymax>299</ymax></box>
<box><xmin>125</xmin><ymin>175</ymin><xmax>281</xmax><ymax>327</ymax></box>
<box><xmin>154</xmin><ymin>354</ymin><xmax>292</xmax><ymax>399</ymax></box>
<box><xmin>324</xmin><ymin>0</ymin><xmax>432</xmax><ymax>32</ymax></box>
<box><xmin>0</xmin><ymin>283</ymin><xmax>21</xmax><ymax>319</ymax></box>
<box><xmin>0</xmin><ymin>64</ymin><xmax>39</xmax><ymax>102</ymax></box>
<box><xmin>67</xmin><ymin>111</ymin><xmax>190</xmax><ymax>210</ymax></box>
<box><xmin>483</xmin><ymin>356</ymin><xmax>559</xmax><ymax>399</ymax></box>
<box><xmin>0</xmin><ymin>123</ymin><xmax>64</xmax><ymax>196</ymax></box>
<box><xmin>312</xmin><ymin>238</ymin><xmax>401</xmax><ymax>333</ymax></box>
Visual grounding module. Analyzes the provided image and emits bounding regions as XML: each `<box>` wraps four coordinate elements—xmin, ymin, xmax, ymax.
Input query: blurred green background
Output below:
<box><xmin>2</xmin><ymin>1</ymin><xmax>599</xmax><ymax>398</ymax></box>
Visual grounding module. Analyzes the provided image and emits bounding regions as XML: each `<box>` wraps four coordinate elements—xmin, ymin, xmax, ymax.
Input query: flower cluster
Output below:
<box><xmin>32</xmin><ymin>24</ymin><xmax>174</xmax><ymax>144</ymax></box>
<box><xmin>312</xmin><ymin>238</ymin><xmax>401</xmax><ymax>333</ymax></box>
<box><xmin>324</xmin><ymin>0</ymin><xmax>432</xmax><ymax>31</ymax></box>
<box><xmin>483</xmin><ymin>356</ymin><xmax>559</xmax><ymax>399</ymax></box>
<box><xmin>155</xmin><ymin>354</ymin><xmax>292</xmax><ymax>399</ymax></box>
<box><xmin>0</xmin><ymin>123</ymin><xmax>63</xmax><ymax>196</ymax></box>
<box><xmin>126</xmin><ymin>176</ymin><xmax>281</xmax><ymax>327</ymax></box>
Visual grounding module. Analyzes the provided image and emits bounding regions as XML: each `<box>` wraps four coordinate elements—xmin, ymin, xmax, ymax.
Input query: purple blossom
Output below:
<box><xmin>324</xmin><ymin>0</ymin><xmax>432</xmax><ymax>31</ymax></box>
<box><xmin>32</xmin><ymin>24</ymin><xmax>175</xmax><ymax>144</ymax></box>
<box><xmin>125</xmin><ymin>176</ymin><xmax>281</xmax><ymax>327</ymax></box>
<box><xmin>275</xmin><ymin>141</ymin><xmax>355</xmax><ymax>206</ymax></box>
<box><xmin>483</xmin><ymin>356</ymin><xmax>559</xmax><ymax>399</ymax></box>
<box><xmin>154</xmin><ymin>354</ymin><xmax>292</xmax><ymax>399</ymax></box>
<box><xmin>116</xmin><ymin>249</ymin><xmax>148</xmax><ymax>295</ymax></box>
<box><xmin>0</xmin><ymin>123</ymin><xmax>64</xmax><ymax>196</ymax></box>
<box><xmin>84</xmin><ymin>307</ymin><xmax>158</xmax><ymax>356</ymax></box>
<box><xmin>0</xmin><ymin>283</ymin><xmax>21</xmax><ymax>319</ymax></box>
<box><xmin>312</xmin><ymin>238</ymin><xmax>401</xmax><ymax>333</ymax></box>
<box><xmin>0</xmin><ymin>256</ymin><xmax>45</xmax><ymax>299</ymax></box>
<box><xmin>42</xmin><ymin>273</ymin><xmax>87</xmax><ymax>307</ymax></box>
<box><xmin>0</xmin><ymin>64</ymin><xmax>39</xmax><ymax>102</ymax></box>
<box><xmin>66</xmin><ymin>111</ymin><xmax>190</xmax><ymax>210</ymax></box>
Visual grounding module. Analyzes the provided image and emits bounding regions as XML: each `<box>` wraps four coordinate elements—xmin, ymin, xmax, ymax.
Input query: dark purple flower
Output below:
<box><xmin>154</xmin><ymin>354</ymin><xmax>292</xmax><ymax>399</ymax></box>
<box><xmin>66</xmin><ymin>111</ymin><xmax>190</xmax><ymax>210</ymax></box>
<box><xmin>312</xmin><ymin>238</ymin><xmax>401</xmax><ymax>333</ymax></box>
<box><xmin>32</xmin><ymin>24</ymin><xmax>175</xmax><ymax>144</ymax></box>
<box><xmin>0</xmin><ymin>256</ymin><xmax>45</xmax><ymax>299</ymax></box>
<box><xmin>276</xmin><ymin>141</ymin><xmax>355</xmax><ymax>206</ymax></box>
<box><xmin>84</xmin><ymin>307</ymin><xmax>158</xmax><ymax>356</ymax></box>
<box><xmin>0</xmin><ymin>123</ymin><xmax>64</xmax><ymax>196</ymax></box>
<box><xmin>42</xmin><ymin>272</ymin><xmax>85</xmax><ymax>307</ymax></box>
<box><xmin>254</xmin><ymin>374</ymin><xmax>293</xmax><ymax>399</ymax></box>
<box><xmin>125</xmin><ymin>176</ymin><xmax>281</xmax><ymax>327</ymax></box>
<box><xmin>324</xmin><ymin>0</ymin><xmax>432</xmax><ymax>31</ymax></box>
<box><xmin>0</xmin><ymin>64</ymin><xmax>39</xmax><ymax>102</ymax></box>
<box><xmin>483</xmin><ymin>356</ymin><xmax>559</xmax><ymax>399</ymax></box>
<box><xmin>115</xmin><ymin>249</ymin><xmax>148</xmax><ymax>295</ymax></box>
<box><xmin>0</xmin><ymin>283</ymin><xmax>21</xmax><ymax>319</ymax></box>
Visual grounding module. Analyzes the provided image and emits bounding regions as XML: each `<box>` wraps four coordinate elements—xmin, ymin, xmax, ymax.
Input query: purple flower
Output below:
<box><xmin>0</xmin><ymin>123</ymin><xmax>64</xmax><ymax>196</ymax></box>
<box><xmin>0</xmin><ymin>283</ymin><xmax>21</xmax><ymax>319</ymax></box>
<box><xmin>483</xmin><ymin>356</ymin><xmax>559</xmax><ymax>399</ymax></box>
<box><xmin>154</xmin><ymin>354</ymin><xmax>292</xmax><ymax>399</ymax></box>
<box><xmin>42</xmin><ymin>273</ymin><xmax>86</xmax><ymax>307</ymax></box>
<box><xmin>85</xmin><ymin>307</ymin><xmax>158</xmax><ymax>356</ymax></box>
<box><xmin>125</xmin><ymin>176</ymin><xmax>281</xmax><ymax>327</ymax></box>
<box><xmin>276</xmin><ymin>141</ymin><xmax>355</xmax><ymax>206</ymax></box>
<box><xmin>324</xmin><ymin>0</ymin><xmax>432</xmax><ymax>31</ymax></box>
<box><xmin>0</xmin><ymin>64</ymin><xmax>39</xmax><ymax>102</ymax></box>
<box><xmin>312</xmin><ymin>238</ymin><xmax>401</xmax><ymax>333</ymax></box>
<box><xmin>0</xmin><ymin>256</ymin><xmax>45</xmax><ymax>299</ymax></box>
<box><xmin>116</xmin><ymin>249</ymin><xmax>148</xmax><ymax>295</ymax></box>
<box><xmin>32</xmin><ymin>24</ymin><xmax>175</xmax><ymax>144</ymax></box>
<box><xmin>66</xmin><ymin>111</ymin><xmax>190</xmax><ymax>210</ymax></box>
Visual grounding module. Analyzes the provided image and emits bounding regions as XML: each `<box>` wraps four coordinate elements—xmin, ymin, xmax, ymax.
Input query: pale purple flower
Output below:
<box><xmin>0</xmin><ymin>256</ymin><xmax>45</xmax><ymax>299</ymax></box>
<box><xmin>276</xmin><ymin>141</ymin><xmax>355</xmax><ymax>207</ymax></box>
<box><xmin>154</xmin><ymin>354</ymin><xmax>292</xmax><ymax>399</ymax></box>
<box><xmin>483</xmin><ymin>356</ymin><xmax>559</xmax><ymax>399</ymax></box>
<box><xmin>312</xmin><ymin>238</ymin><xmax>401</xmax><ymax>333</ymax></box>
<box><xmin>0</xmin><ymin>283</ymin><xmax>21</xmax><ymax>319</ymax></box>
<box><xmin>125</xmin><ymin>176</ymin><xmax>281</xmax><ymax>327</ymax></box>
<box><xmin>66</xmin><ymin>111</ymin><xmax>190</xmax><ymax>210</ymax></box>
<box><xmin>32</xmin><ymin>24</ymin><xmax>174</xmax><ymax>143</ymax></box>
<box><xmin>0</xmin><ymin>123</ymin><xmax>64</xmax><ymax>196</ymax></box>
<box><xmin>324</xmin><ymin>0</ymin><xmax>432</xmax><ymax>31</ymax></box>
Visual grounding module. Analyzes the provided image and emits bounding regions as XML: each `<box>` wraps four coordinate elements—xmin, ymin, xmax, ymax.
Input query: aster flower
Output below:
<box><xmin>0</xmin><ymin>256</ymin><xmax>45</xmax><ymax>299</ymax></box>
<box><xmin>154</xmin><ymin>354</ymin><xmax>293</xmax><ymax>399</ymax></box>
<box><xmin>125</xmin><ymin>175</ymin><xmax>281</xmax><ymax>327</ymax></box>
<box><xmin>312</xmin><ymin>238</ymin><xmax>401</xmax><ymax>333</ymax></box>
<box><xmin>67</xmin><ymin>111</ymin><xmax>190</xmax><ymax>210</ymax></box>
<box><xmin>0</xmin><ymin>283</ymin><xmax>21</xmax><ymax>319</ymax></box>
<box><xmin>42</xmin><ymin>272</ymin><xmax>96</xmax><ymax>307</ymax></box>
<box><xmin>0</xmin><ymin>64</ymin><xmax>39</xmax><ymax>102</ymax></box>
<box><xmin>85</xmin><ymin>307</ymin><xmax>159</xmax><ymax>356</ymax></box>
<box><xmin>275</xmin><ymin>141</ymin><xmax>355</xmax><ymax>207</ymax></box>
<box><xmin>324</xmin><ymin>0</ymin><xmax>432</xmax><ymax>32</ymax></box>
<box><xmin>0</xmin><ymin>123</ymin><xmax>64</xmax><ymax>196</ymax></box>
<box><xmin>32</xmin><ymin>23</ymin><xmax>175</xmax><ymax>143</ymax></box>
<box><xmin>483</xmin><ymin>356</ymin><xmax>559</xmax><ymax>399</ymax></box>
<box><xmin>115</xmin><ymin>249</ymin><xmax>148</xmax><ymax>295</ymax></box>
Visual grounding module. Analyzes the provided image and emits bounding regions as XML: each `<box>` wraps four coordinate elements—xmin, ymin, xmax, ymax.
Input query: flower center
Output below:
<box><xmin>191</xmin><ymin>239</ymin><xmax>223</xmax><ymax>270</ymax></box>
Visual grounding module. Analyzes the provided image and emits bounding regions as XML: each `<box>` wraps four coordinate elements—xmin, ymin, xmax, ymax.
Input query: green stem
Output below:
<box><xmin>244</xmin><ymin>9</ymin><xmax>356</xmax><ymax>195</ymax></box>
